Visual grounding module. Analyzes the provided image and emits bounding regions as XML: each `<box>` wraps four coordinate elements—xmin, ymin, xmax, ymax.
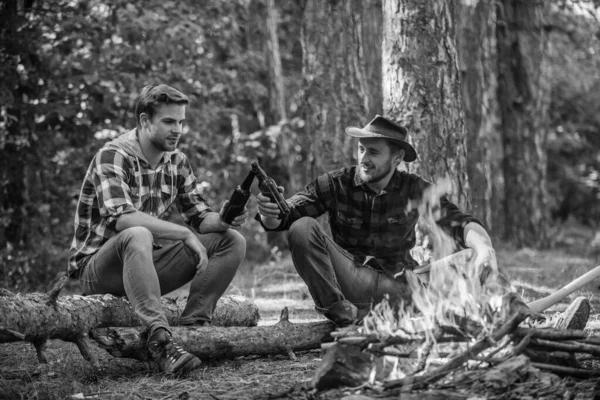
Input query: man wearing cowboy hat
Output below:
<box><xmin>255</xmin><ymin>115</ymin><xmax>587</xmax><ymax>327</ymax></box>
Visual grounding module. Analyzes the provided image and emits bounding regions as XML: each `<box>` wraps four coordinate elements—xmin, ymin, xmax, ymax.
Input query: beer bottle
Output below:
<box><xmin>252</xmin><ymin>161</ymin><xmax>290</xmax><ymax>219</ymax></box>
<box><xmin>221</xmin><ymin>166</ymin><xmax>257</xmax><ymax>224</ymax></box>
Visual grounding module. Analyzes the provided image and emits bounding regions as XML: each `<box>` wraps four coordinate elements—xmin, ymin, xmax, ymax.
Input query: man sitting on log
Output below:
<box><xmin>255</xmin><ymin>115</ymin><xmax>591</xmax><ymax>329</ymax></box>
<box><xmin>68</xmin><ymin>84</ymin><xmax>248</xmax><ymax>375</ymax></box>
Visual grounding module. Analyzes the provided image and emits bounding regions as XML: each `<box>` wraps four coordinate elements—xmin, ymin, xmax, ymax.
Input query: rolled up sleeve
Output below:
<box><xmin>174</xmin><ymin>156</ymin><xmax>212</xmax><ymax>231</ymax></box>
<box><xmin>92</xmin><ymin>149</ymin><xmax>137</xmax><ymax>228</ymax></box>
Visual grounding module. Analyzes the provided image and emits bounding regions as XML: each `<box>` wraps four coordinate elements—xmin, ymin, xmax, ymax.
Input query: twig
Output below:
<box><xmin>528</xmin><ymin>338</ymin><xmax>600</xmax><ymax>357</ymax></box>
<box><xmin>512</xmin><ymin>327</ymin><xmax>588</xmax><ymax>341</ymax></box>
<box><xmin>532</xmin><ymin>362</ymin><xmax>600</xmax><ymax>378</ymax></box>
<box><xmin>384</xmin><ymin>310</ymin><xmax>529</xmax><ymax>390</ymax></box>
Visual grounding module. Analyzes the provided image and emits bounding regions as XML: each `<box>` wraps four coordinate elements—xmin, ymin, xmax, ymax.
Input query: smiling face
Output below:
<box><xmin>356</xmin><ymin>138</ymin><xmax>403</xmax><ymax>188</ymax></box>
<box><xmin>141</xmin><ymin>103</ymin><xmax>186</xmax><ymax>152</ymax></box>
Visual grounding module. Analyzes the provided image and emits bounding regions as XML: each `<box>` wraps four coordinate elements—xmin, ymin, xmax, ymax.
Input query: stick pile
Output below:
<box><xmin>314</xmin><ymin>299</ymin><xmax>600</xmax><ymax>397</ymax></box>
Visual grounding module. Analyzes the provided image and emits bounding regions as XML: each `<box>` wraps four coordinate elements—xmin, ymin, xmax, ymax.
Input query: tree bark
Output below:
<box><xmin>266</xmin><ymin>0</ymin><xmax>286</xmax><ymax>123</ymax></box>
<box><xmin>382</xmin><ymin>0</ymin><xmax>469</xmax><ymax>210</ymax></box>
<box><xmin>456</xmin><ymin>0</ymin><xmax>499</xmax><ymax>231</ymax></box>
<box><xmin>301</xmin><ymin>0</ymin><xmax>382</xmax><ymax>180</ymax></box>
<box><xmin>0</xmin><ymin>293</ymin><xmax>259</xmax><ymax>343</ymax></box>
<box><xmin>90</xmin><ymin>318</ymin><xmax>334</xmax><ymax>361</ymax></box>
<box><xmin>496</xmin><ymin>0</ymin><xmax>550</xmax><ymax>247</ymax></box>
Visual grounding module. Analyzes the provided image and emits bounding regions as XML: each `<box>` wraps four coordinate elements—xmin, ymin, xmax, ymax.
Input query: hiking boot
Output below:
<box><xmin>555</xmin><ymin>296</ymin><xmax>591</xmax><ymax>330</ymax></box>
<box><xmin>147</xmin><ymin>328</ymin><xmax>202</xmax><ymax>375</ymax></box>
<box><xmin>324</xmin><ymin>300</ymin><xmax>358</xmax><ymax>327</ymax></box>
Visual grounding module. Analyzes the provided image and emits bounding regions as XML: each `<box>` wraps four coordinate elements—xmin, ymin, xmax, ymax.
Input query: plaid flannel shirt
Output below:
<box><xmin>68</xmin><ymin>130</ymin><xmax>212</xmax><ymax>276</ymax></box>
<box><xmin>257</xmin><ymin>166</ymin><xmax>481</xmax><ymax>278</ymax></box>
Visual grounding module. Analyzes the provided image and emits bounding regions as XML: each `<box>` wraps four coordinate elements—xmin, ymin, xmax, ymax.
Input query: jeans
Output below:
<box><xmin>79</xmin><ymin>226</ymin><xmax>246</xmax><ymax>338</ymax></box>
<box><xmin>287</xmin><ymin>217</ymin><xmax>411</xmax><ymax>317</ymax></box>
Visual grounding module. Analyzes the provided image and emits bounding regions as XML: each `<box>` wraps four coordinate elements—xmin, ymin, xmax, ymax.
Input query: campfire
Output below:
<box><xmin>312</xmin><ymin>181</ymin><xmax>600</xmax><ymax>398</ymax></box>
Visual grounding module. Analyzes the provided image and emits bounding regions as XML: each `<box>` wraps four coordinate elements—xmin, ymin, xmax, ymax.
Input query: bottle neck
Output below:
<box><xmin>240</xmin><ymin>170</ymin><xmax>257</xmax><ymax>190</ymax></box>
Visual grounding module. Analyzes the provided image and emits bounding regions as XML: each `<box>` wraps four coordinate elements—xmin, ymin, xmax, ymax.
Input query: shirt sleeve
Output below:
<box><xmin>174</xmin><ymin>155</ymin><xmax>213</xmax><ymax>231</ymax></box>
<box><xmin>254</xmin><ymin>172</ymin><xmax>333</xmax><ymax>231</ymax></box>
<box><xmin>92</xmin><ymin>148</ymin><xmax>137</xmax><ymax>228</ymax></box>
<box><xmin>411</xmin><ymin>176</ymin><xmax>483</xmax><ymax>248</ymax></box>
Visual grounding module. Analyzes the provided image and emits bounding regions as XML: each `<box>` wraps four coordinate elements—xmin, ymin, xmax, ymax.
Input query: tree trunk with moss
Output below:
<box><xmin>456</xmin><ymin>0</ymin><xmax>499</xmax><ymax>232</ymax></box>
<box><xmin>497</xmin><ymin>0</ymin><xmax>550</xmax><ymax>248</ymax></box>
<box><xmin>382</xmin><ymin>0</ymin><xmax>469</xmax><ymax>210</ymax></box>
<box><xmin>301</xmin><ymin>0</ymin><xmax>382</xmax><ymax>180</ymax></box>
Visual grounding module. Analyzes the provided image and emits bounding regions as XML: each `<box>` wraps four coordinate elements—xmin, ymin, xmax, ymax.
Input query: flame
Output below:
<box><xmin>364</xmin><ymin>177</ymin><xmax>512</xmax><ymax>346</ymax></box>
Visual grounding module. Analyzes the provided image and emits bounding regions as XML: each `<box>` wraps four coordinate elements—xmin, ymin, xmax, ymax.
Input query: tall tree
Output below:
<box><xmin>301</xmin><ymin>0</ymin><xmax>382</xmax><ymax>179</ymax></box>
<box><xmin>456</xmin><ymin>0</ymin><xmax>499</xmax><ymax>232</ymax></box>
<box><xmin>382</xmin><ymin>0</ymin><xmax>469</xmax><ymax>210</ymax></box>
<box><xmin>496</xmin><ymin>0</ymin><xmax>550</xmax><ymax>247</ymax></box>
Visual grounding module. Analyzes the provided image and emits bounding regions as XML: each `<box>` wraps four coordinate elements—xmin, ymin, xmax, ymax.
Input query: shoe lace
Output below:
<box><xmin>162</xmin><ymin>339</ymin><xmax>189</xmax><ymax>365</ymax></box>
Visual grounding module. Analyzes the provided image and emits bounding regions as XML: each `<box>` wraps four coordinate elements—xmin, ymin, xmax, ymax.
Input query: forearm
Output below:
<box><xmin>115</xmin><ymin>210</ymin><xmax>193</xmax><ymax>241</ymax></box>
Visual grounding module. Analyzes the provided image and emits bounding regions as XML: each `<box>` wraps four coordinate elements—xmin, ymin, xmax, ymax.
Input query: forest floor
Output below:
<box><xmin>2</xmin><ymin>221</ymin><xmax>600</xmax><ymax>400</ymax></box>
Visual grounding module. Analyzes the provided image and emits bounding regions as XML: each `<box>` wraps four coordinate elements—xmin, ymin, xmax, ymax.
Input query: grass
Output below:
<box><xmin>2</xmin><ymin>220</ymin><xmax>600</xmax><ymax>399</ymax></box>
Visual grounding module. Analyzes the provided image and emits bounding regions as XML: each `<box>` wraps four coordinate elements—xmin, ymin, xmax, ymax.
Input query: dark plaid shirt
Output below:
<box><xmin>69</xmin><ymin>130</ymin><xmax>212</xmax><ymax>275</ymax></box>
<box><xmin>259</xmin><ymin>166</ymin><xmax>481</xmax><ymax>277</ymax></box>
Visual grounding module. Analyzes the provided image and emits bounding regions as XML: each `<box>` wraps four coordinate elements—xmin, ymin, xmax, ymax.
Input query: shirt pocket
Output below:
<box><xmin>387</xmin><ymin>214</ymin><xmax>407</xmax><ymax>225</ymax></box>
<box><xmin>336</xmin><ymin>211</ymin><xmax>363</xmax><ymax>228</ymax></box>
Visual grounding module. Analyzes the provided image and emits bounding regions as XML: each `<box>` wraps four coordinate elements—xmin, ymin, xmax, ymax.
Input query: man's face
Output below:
<box><xmin>143</xmin><ymin>103</ymin><xmax>186</xmax><ymax>152</ymax></box>
<box><xmin>356</xmin><ymin>138</ymin><xmax>398</xmax><ymax>184</ymax></box>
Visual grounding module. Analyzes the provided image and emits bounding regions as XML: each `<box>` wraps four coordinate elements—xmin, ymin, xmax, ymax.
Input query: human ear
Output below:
<box><xmin>139</xmin><ymin>113</ymin><xmax>150</xmax><ymax>128</ymax></box>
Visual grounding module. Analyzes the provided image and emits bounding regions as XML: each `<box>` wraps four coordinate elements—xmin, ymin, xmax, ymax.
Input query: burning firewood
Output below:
<box><xmin>312</xmin><ymin>249</ymin><xmax>600</xmax><ymax>395</ymax></box>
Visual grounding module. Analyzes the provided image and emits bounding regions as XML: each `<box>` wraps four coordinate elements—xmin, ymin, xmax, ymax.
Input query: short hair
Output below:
<box><xmin>134</xmin><ymin>84</ymin><xmax>189</xmax><ymax>128</ymax></box>
<box><xmin>387</xmin><ymin>140</ymin><xmax>406</xmax><ymax>160</ymax></box>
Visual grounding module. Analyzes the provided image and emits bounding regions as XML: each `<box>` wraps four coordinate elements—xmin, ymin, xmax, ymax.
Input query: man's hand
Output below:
<box><xmin>219</xmin><ymin>200</ymin><xmax>249</xmax><ymax>229</ymax></box>
<box><xmin>256</xmin><ymin>186</ymin><xmax>284</xmax><ymax>229</ymax></box>
<box><xmin>471</xmin><ymin>244</ymin><xmax>497</xmax><ymax>285</ymax></box>
<box><xmin>184</xmin><ymin>231</ymin><xmax>208</xmax><ymax>275</ymax></box>
<box><xmin>198</xmin><ymin>201</ymin><xmax>249</xmax><ymax>234</ymax></box>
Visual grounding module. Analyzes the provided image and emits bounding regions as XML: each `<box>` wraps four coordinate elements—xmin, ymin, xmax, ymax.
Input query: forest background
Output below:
<box><xmin>1</xmin><ymin>0</ymin><xmax>600</xmax><ymax>292</ymax></box>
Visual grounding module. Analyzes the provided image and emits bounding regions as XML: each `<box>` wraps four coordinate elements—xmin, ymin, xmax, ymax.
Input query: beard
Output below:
<box><xmin>151</xmin><ymin>136</ymin><xmax>179</xmax><ymax>152</ymax></box>
<box><xmin>356</xmin><ymin>163</ymin><xmax>394</xmax><ymax>185</ymax></box>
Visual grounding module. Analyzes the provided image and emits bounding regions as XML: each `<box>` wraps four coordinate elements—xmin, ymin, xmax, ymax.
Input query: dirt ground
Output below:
<box><xmin>2</xmin><ymin>222</ymin><xmax>600</xmax><ymax>399</ymax></box>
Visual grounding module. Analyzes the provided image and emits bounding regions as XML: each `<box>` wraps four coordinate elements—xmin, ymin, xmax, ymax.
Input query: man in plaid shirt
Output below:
<box><xmin>256</xmin><ymin>115</ymin><xmax>502</xmax><ymax>327</ymax></box>
<box><xmin>69</xmin><ymin>84</ymin><xmax>248</xmax><ymax>374</ymax></box>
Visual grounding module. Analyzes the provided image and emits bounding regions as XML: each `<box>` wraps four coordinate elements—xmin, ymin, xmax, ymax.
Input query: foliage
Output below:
<box><xmin>3</xmin><ymin>0</ymin><xmax>600</xmax><ymax>290</ymax></box>
<box><xmin>0</xmin><ymin>0</ymin><xmax>305</xmax><ymax>290</ymax></box>
<box><xmin>546</xmin><ymin>4</ymin><xmax>600</xmax><ymax>226</ymax></box>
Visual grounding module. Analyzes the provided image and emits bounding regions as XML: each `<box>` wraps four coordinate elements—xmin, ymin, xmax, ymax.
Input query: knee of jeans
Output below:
<box><xmin>121</xmin><ymin>226</ymin><xmax>154</xmax><ymax>251</ymax></box>
<box><xmin>223</xmin><ymin>229</ymin><xmax>246</xmax><ymax>263</ymax></box>
<box><xmin>288</xmin><ymin>217</ymin><xmax>318</xmax><ymax>245</ymax></box>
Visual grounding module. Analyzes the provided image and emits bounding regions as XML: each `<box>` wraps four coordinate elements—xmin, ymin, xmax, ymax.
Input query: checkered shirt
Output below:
<box><xmin>68</xmin><ymin>143</ymin><xmax>212</xmax><ymax>276</ymax></box>
<box><xmin>258</xmin><ymin>166</ymin><xmax>481</xmax><ymax>277</ymax></box>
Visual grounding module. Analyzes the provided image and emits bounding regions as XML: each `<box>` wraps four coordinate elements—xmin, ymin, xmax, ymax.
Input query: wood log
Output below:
<box><xmin>0</xmin><ymin>293</ymin><xmax>259</xmax><ymax>343</ymax></box>
<box><xmin>311</xmin><ymin>343</ymin><xmax>375</xmax><ymax>390</ymax></box>
<box><xmin>89</xmin><ymin>317</ymin><xmax>335</xmax><ymax>361</ymax></box>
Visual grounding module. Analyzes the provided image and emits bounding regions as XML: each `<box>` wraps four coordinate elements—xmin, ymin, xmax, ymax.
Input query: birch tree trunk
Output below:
<box><xmin>496</xmin><ymin>0</ymin><xmax>550</xmax><ymax>247</ymax></box>
<box><xmin>382</xmin><ymin>0</ymin><xmax>469</xmax><ymax>211</ymax></box>
<box><xmin>456</xmin><ymin>0</ymin><xmax>498</xmax><ymax>232</ymax></box>
<box><xmin>301</xmin><ymin>0</ymin><xmax>382</xmax><ymax>179</ymax></box>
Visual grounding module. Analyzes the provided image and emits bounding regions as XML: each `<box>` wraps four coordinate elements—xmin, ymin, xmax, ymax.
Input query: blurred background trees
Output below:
<box><xmin>2</xmin><ymin>0</ymin><xmax>600</xmax><ymax>291</ymax></box>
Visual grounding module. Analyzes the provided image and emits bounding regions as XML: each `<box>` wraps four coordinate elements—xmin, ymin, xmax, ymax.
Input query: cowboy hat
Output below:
<box><xmin>345</xmin><ymin>115</ymin><xmax>417</xmax><ymax>162</ymax></box>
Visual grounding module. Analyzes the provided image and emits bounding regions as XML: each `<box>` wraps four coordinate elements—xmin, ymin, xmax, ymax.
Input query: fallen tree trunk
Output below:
<box><xmin>0</xmin><ymin>292</ymin><xmax>259</xmax><ymax>344</ymax></box>
<box><xmin>90</xmin><ymin>312</ymin><xmax>335</xmax><ymax>361</ymax></box>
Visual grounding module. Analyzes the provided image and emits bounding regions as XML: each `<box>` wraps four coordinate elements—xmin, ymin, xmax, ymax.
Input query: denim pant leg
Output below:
<box><xmin>79</xmin><ymin>227</ymin><xmax>169</xmax><ymax>338</ymax></box>
<box><xmin>170</xmin><ymin>229</ymin><xmax>246</xmax><ymax>325</ymax></box>
<box><xmin>287</xmin><ymin>217</ymin><xmax>409</xmax><ymax>315</ymax></box>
